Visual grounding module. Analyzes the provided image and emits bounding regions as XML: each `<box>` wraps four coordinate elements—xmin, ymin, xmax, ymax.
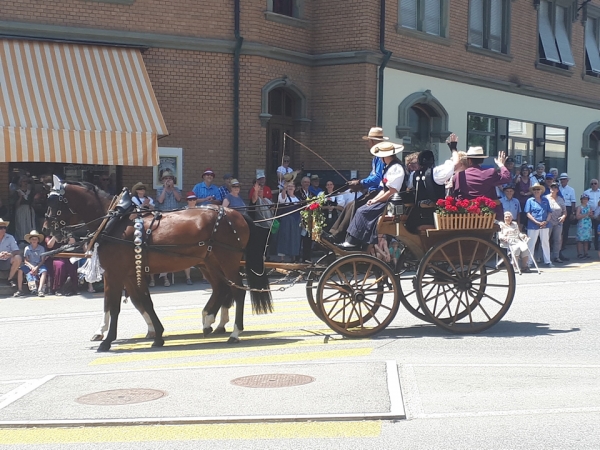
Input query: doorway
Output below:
<box><xmin>266</xmin><ymin>88</ymin><xmax>296</xmax><ymax>187</ymax></box>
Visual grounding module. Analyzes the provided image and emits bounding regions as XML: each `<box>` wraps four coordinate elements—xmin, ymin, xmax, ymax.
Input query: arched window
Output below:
<box><xmin>583</xmin><ymin>122</ymin><xmax>600</xmax><ymax>185</ymax></box>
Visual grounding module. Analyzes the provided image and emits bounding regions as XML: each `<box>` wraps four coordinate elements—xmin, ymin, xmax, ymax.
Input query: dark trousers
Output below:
<box><xmin>561</xmin><ymin>206</ymin><xmax>572</xmax><ymax>251</ymax></box>
<box><xmin>594</xmin><ymin>218</ymin><xmax>600</xmax><ymax>251</ymax></box>
<box><xmin>329</xmin><ymin>191</ymin><xmax>376</xmax><ymax>240</ymax></box>
<box><xmin>301</xmin><ymin>235</ymin><xmax>312</xmax><ymax>262</ymax></box>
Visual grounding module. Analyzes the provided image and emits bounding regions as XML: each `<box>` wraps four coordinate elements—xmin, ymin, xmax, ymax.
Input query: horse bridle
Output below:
<box><xmin>45</xmin><ymin>176</ymin><xmax>77</xmax><ymax>233</ymax></box>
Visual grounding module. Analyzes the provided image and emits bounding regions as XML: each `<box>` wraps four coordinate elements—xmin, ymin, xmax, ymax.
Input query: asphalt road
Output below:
<box><xmin>0</xmin><ymin>250</ymin><xmax>599</xmax><ymax>449</ymax></box>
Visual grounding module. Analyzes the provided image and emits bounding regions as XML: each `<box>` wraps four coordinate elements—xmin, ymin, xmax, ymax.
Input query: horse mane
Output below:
<box><xmin>65</xmin><ymin>181</ymin><xmax>113</xmax><ymax>200</ymax></box>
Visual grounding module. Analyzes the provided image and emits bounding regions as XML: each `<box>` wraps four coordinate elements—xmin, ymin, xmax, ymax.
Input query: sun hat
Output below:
<box><xmin>465</xmin><ymin>146</ymin><xmax>488</xmax><ymax>158</ymax></box>
<box><xmin>24</xmin><ymin>230</ymin><xmax>44</xmax><ymax>243</ymax></box>
<box><xmin>310</xmin><ymin>174</ymin><xmax>320</xmax><ymax>181</ymax></box>
<box><xmin>160</xmin><ymin>169</ymin><xmax>175</xmax><ymax>180</ymax></box>
<box><xmin>230</xmin><ymin>178</ymin><xmax>240</xmax><ymax>187</ymax></box>
<box><xmin>202</xmin><ymin>168</ymin><xmax>215</xmax><ymax>177</ymax></box>
<box><xmin>581</xmin><ymin>193</ymin><xmax>590</xmax><ymax>200</ymax></box>
<box><xmin>256</xmin><ymin>169</ymin><xmax>266</xmax><ymax>179</ymax></box>
<box><xmin>283</xmin><ymin>171</ymin><xmax>298</xmax><ymax>183</ymax></box>
<box><xmin>223</xmin><ymin>173</ymin><xmax>232</xmax><ymax>180</ymax></box>
<box><xmin>559</xmin><ymin>173</ymin><xmax>570</xmax><ymax>180</ymax></box>
<box><xmin>0</xmin><ymin>218</ymin><xmax>9</xmax><ymax>227</ymax></box>
<box><xmin>370</xmin><ymin>141</ymin><xmax>404</xmax><ymax>158</ymax></box>
<box><xmin>530</xmin><ymin>182</ymin><xmax>544</xmax><ymax>193</ymax></box>
<box><xmin>132</xmin><ymin>182</ymin><xmax>147</xmax><ymax>192</ymax></box>
<box><xmin>186</xmin><ymin>191</ymin><xmax>197</xmax><ymax>200</ymax></box>
<box><xmin>362</xmin><ymin>127</ymin><xmax>389</xmax><ymax>141</ymax></box>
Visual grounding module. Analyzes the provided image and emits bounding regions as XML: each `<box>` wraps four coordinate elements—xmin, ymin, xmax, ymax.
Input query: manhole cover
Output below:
<box><xmin>76</xmin><ymin>389</ymin><xmax>166</xmax><ymax>405</ymax></box>
<box><xmin>231</xmin><ymin>374</ymin><xmax>315</xmax><ymax>388</ymax></box>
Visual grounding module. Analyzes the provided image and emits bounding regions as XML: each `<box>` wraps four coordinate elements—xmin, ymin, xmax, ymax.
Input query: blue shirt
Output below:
<box><xmin>192</xmin><ymin>182</ymin><xmax>222</xmax><ymax>205</ymax></box>
<box><xmin>524</xmin><ymin>197</ymin><xmax>552</xmax><ymax>230</ymax></box>
<box><xmin>308</xmin><ymin>186</ymin><xmax>323</xmax><ymax>196</ymax></box>
<box><xmin>361</xmin><ymin>157</ymin><xmax>385</xmax><ymax>192</ymax></box>
<box><xmin>500</xmin><ymin>197</ymin><xmax>521</xmax><ymax>221</ymax></box>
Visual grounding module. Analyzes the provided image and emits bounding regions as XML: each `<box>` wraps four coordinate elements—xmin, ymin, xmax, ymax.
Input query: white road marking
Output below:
<box><xmin>398</xmin><ymin>364</ymin><xmax>424</xmax><ymax>420</ymax></box>
<box><xmin>0</xmin><ymin>375</ymin><xmax>55</xmax><ymax>411</ymax></box>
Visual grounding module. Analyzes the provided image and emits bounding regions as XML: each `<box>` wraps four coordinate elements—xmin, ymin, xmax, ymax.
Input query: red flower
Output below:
<box><xmin>446</xmin><ymin>205</ymin><xmax>458</xmax><ymax>212</ymax></box>
<box><xmin>383</xmin><ymin>178</ymin><xmax>388</xmax><ymax>184</ymax></box>
<box><xmin>436</xmin><ymin>199</ymin><xmax>445</xmax><ymax>207</ymax></box>
<box><xmin>308</xmin><ymin>202</ymin><xmax>319</xmax><ymax>211</ymax></box>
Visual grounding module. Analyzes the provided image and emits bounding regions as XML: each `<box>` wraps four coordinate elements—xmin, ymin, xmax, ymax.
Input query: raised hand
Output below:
<box><xmin>495</xmin><ymin>151</ymin><xmax>507</xmax><ymax>167</ymax></box>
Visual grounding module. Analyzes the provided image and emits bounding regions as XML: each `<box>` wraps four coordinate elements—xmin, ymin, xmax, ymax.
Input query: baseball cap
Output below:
<box><xmin>186</xmin><ymin>191</ymin><xmax>197</xmax><ymax>199</ymax></box>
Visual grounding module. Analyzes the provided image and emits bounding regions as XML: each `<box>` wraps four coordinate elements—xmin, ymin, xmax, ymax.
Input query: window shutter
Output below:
<box><xmin>489</xmin><ymin>0</ymin><xmax>503</xmax><ymax>52</ymax></box>
<box><xmin>554</xmin><ymin>5</ymin><xmax>575</xmax><ymax>66</ymax></box>
<box><xmin>538</xmin><ymin>0</ymin><xmax>561</xmax><ymax>63</ymax></box>
<box><xmin>469</xmin><ymin>0</ymin><xmax>484</xmax><ymax>47</ymax></box>
<box><xmin>424</xmin><ymin>0</ymin><xmax>441</xmax><ymax>36</ymax></box>
<box><xmin>585</xmin><ymin>18</ymin><xmax>600</xmax><ymax>73</ymax></box>
<box><xmin>401</xmin><ymin>0</ymin><xmax>418</xmax><ymax>29</ymax></box>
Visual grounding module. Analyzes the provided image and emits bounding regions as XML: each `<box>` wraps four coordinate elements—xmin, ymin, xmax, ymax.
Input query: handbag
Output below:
<box><xmin>271</xmin><ymin>219</ymin><xmax>280</xmax><ymax>234</ymax></box>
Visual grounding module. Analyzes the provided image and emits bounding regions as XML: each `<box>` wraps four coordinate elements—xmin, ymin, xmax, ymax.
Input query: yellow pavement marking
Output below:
<box><xmin>144</xmin><ymin>348</ymin><xmax>373</xmax><ymax>370</ymax></box>
<box><xmin>132</xmin><ymin>327</ymin><xmax>333</xmax><ymax>341</ymax></box>
<box><xmin>0</xmin><ymin>421</ymin><xmax>381</xmax><ymax>444</ymax></box>
<box><xmin>91</xmin><ymin>337</ymin><xmax>368</xmax><ymax>366</ymax></box>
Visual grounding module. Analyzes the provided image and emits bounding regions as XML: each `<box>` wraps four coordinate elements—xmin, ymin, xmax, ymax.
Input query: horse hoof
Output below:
<box><xmin>203</xmin><ymin>327</ymin><xmax>213</xmax><ymax>337</ymax></box>
<box><xmin>90</xmin><ymin>334</ymin><xmax>104</xmax><ymax>342</ymax></box>
<box><xmin>145</xmin><ymin>331</ymin><xmax>156</xmax><ymax>339</ymax></box>
<box><xmin>227</xmin><ymin>337</ymin><xmax>240</xmax><ymax>344</ymax></box>
<box><xmin>97</xmin><ymin>342</ymin><xmax>111</xmax><ymax>352</ymax></box>
<box><xmin>214</xmin><ymin>326</ymin><xmax>227</xmax><ymax>334</ymax></box>
<box><xmin>151</xmin><ymin>338</ymin><xmax>164</xmax><ymax>348</ymax></box>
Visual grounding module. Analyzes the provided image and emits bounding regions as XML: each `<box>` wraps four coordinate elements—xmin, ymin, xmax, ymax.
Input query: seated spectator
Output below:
<box><xmin>308</xmin><ymin>174</ymin><xmax>323</xmax><ymax>196</ymax></box>
<box><xmin>193</xmin><ymin>168</ymin><xmax>222</xmax><ymax>206</ymax></box>
<box><xmin>156</xmin><ymin>170</ymin><xmax>182</xmax><ymax>211</ymax></box>
<box><xmin>45</xmin><ymin>236</ymin><xmax>79</xmax><ymax>296</ymax></box>
<box><xmin>248</xmin><ymin>170</ymin><xmax>272</xmax><ymax>201</ymax></box>
<box><xmin>15</xmin><ymin>230</ymin><xmax>47</xmax><ymax>297</ymax></box>
<box><xmin>0</xmin><ymin>219</ymin><xmax>22</xmax><ymax>287</ymax></box>
<box><xmin>323</xmin><ymin>180</ymin><xmax>345</xmax><ymax>231</ymax></box>
<box><xmin>185</xmin><ymin>191</ymin><xmax>198</xmax><ymax>209</ymax></box>
<box><xmin>222</xmin><ymin>179</ymin><xmax>246</xmax><ymax>210</ymax></box>
<box><xmin>219</xmin><ymin>173</ymin><xmax>233</xmax><ymax>200</ymax></box>
<box><xmin>131</xmin><ymin>182</ymin><xmax>155</xmax><ymax>210</ymax></box>
<box><xmin>498</xmin><ymin>211</ymin><xmax>530</xmax><ymax>273</ymax></box>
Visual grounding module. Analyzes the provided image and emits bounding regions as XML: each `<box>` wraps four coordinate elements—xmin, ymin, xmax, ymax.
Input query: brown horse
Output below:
<box><xmin>43</xmin><ymin>177</ymin><xmax>272</xmax><ymax>352</ymax></box>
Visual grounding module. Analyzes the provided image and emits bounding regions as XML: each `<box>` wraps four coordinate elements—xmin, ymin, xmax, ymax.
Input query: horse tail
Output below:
<box><xmin>242</xmin><ymin>213</ymin><xmax>273</xmax><ymax>314</ymax></box>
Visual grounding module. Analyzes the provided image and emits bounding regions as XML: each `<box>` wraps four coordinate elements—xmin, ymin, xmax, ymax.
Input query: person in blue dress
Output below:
<box><xmin>576</xmin><ymin>193</ymin><xmax>594</xmax><ymax>259</ymax></box>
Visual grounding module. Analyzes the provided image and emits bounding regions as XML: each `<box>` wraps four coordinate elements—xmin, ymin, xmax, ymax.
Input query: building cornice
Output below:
<box><xmin>1</xmin><ymin>20</ymin><xmax>599</xmax><ymax>110</ymax></box>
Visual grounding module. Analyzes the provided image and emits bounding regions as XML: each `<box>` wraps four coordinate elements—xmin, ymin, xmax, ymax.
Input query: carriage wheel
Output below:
<box><xmin>306</xmin><ymin>252</ymin><xmax>336</xmax><ymax>321</ymax></box>
<box><xmin>395</xmin><ymin>248</ymin><xmax>432</xmax><ymax>323</ymax></box>
<box><xmin>316</xmin><ymin>254</ymin><xmax>400</xmax><ymax>337</ymax></box>
<box><xmin>416</xmin><ymin>236</ymin><xmax>515</xmax><ymax>334</ymax></box>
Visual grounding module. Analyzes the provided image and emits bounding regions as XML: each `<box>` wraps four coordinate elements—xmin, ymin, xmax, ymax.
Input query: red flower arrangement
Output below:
<box><xmin>435</xmin><ymin>196</ymin><xmax>497</xmax><ymax>216</ymax></box>
<box><xmin>300</xmin><ymin>192</ymin><xmax>327</xmax><ymax>237</ymax></box>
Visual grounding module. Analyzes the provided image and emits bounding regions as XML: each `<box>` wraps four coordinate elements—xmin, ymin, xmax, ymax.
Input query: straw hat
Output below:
<box><xmin>230</xmin><ymin>179</ymin><xmax>241</xmax><ymax>187</ymax></box>
<box><xmin>283</xmin><ymin>170</ymin><xmax>300</xmax><ymax>183</ymax></box>
<box><xmin>24</xmin><ymin>230</ymin><xmax>44</xmax><ymax>242</ymax></box>
<box><xmin>362</xmin><ymin>127</ymin><xmax>389</xmax><ymax>141</ymax></box>
<box><xmin>530</xmin><ymin>182</ymin><xmax>545</xmax><ymax>193</ymax></box>
<box><xmin>310</xmin><ymin>174</ymin><xmax>319</xmax><ymax>181</ymax></box>
<box><xmin>0</xmin><ymin>218</ymin><xmax>9</xmax><ymax>227</ymax></box>
<box><xmin>465</xmin><ymin>146</ymin><xmax>488</xmax><ymax>158</ymax></box>
<box><xmin>132</xmin><ymin>182</ymin><xmax>147</xmax><ymax>192</ymax></box>
<box><xmin>160</xmin><ymin>169</ymin><xmax>175</xmax><ymax>180</ymax></box>
<box><xmin>370</xmin><ymin>141</ymin><xmax>404</xmax><ymax>158</ymax></box>
<box><xmin>559</xmin><ymin>173</ymin><xmax>570</xmax><ymax>180</ymax></box>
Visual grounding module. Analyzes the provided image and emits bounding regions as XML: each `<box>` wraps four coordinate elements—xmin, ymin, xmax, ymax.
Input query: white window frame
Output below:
<box><xmin>538</xmin><ymin>0</ymin><xmax>575</xmax><ymax>68</ymax></box>
<box><xmin>399</xmin><ymin>0</ymin><xmax>448</xmax><ymax>38</ymax></box>
<box><xmin>468</xmin><ymin>0</ymin><xmax>510</xmax><ymax>54</ymax></box>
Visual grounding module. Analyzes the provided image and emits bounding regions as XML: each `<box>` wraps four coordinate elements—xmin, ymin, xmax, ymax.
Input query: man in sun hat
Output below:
<box><xmin>193</xmin><ymin>168</ymin><xmax>222</xmax><ymax>206</ymax></box>
<box><xmin>558</xmin><ymin>172</ymin><xmax>576</xmax><ymax>259</ymax></box>
<box><xmin>308</xmin><ymin>174</ymin><xmax>323</xmax><ymax>196</ymax></box>
<box><xmin>0</xmin><ymin>218</ymin><xmax>22</xmax><ymax>288</ymax></box>
<box><xmin>453</xmin><ymin>147</ymin><xmax>511</xmax><ymax>220</ymax></box>
<box><xmin>156</xmin><ymin>169</ymin><xmax>181</xmax><ymax>211</ymax></box>
<box><xmin>14</xmin><ymin>230</ymin><xmax>48</xmax><ymax>297</ymax></box>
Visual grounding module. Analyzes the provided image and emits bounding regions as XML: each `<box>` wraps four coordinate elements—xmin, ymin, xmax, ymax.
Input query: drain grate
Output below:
<box><xmin>231</xmin><ymin>374</ymin><xmax>315</xmax><ymax>388</ymax></box>
<box><xmin>76</xmin><ymin>388</ymin><xmax>166</xmax><ymax>405</ymax></box>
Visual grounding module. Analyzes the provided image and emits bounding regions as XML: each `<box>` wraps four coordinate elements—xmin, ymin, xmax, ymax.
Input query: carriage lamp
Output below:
<box><xmin>387</xmin><ymin>192</ymin><xmax>405</xmax><ymax>218</ymax></box>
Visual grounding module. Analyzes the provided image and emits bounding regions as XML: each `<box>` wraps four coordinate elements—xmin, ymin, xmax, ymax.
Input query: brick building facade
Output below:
<box><xmin>1</xmin><ymin>0</ymin><xmax>599</xmax><ymax>204</ymax></box>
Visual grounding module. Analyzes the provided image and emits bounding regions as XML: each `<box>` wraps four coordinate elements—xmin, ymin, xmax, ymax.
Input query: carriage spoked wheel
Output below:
<box><xmin>306</xmin><ymin>252</ymin><xmax>337</xmax><ymax>321</ymax></box>
<box><xmin>395</xmin><ymin>247</ymin><xmax>432</xmax><ymax>323</ymax></box>
<box><xmin>316</xmin><ymin>254</ymin><xmax>400</xmax><ymax>337</ymax></box>
<box><xmin>415</xmin><ymin>236</ymin><xmax>515</xmax><ymax>334</ymax></box>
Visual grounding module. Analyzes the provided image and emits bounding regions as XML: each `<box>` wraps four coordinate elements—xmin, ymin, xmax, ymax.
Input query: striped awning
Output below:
<box><xmin>0</xmin><ymin>39</ymin><xmax>168</xmax><ymax>166</ymax></box>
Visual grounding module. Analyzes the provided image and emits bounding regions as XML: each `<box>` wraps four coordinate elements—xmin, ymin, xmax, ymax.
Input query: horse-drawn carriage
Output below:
<box><xmin>44</xmin><ymin>176</ymin><xmax>515</xmax><ymax>352</ymax></box>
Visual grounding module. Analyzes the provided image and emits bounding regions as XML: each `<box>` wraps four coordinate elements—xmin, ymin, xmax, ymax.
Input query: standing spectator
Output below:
<box><xmin>15</xmin><ymin>230</ymin><xmax>48</xmax><ymax>297</ymax></box>
<box><xmin>558</xmin><ymin>173</ymin><xmax>576</xmax><ymax>260</ymax></box>
<box><xmin>250</xmin><ymin>181</ymin><xmax>276</xmax><ymax>261</ymax></box>
<box><xmin>156</xmin><ymin>169</ymin><xmax>182</xmax><ymax>211</ymax></box>
<box><xmin>583</xmin><ymin>179</ymin><xmax>600</xmax><ymax>251</ymax></box>
<box><xmin>308</xmin><ymin>174</ymin><xmax>323</xmax><ymax>196</ymax></box>
<box><xmin>219</xmin><ymin>173</ymin><xmax>233</xmax><ymax>200</ymax></box>
<box><xmin>576</xmin><ymin>194</ymin><xmax>594</xmax><ymax>259</ymax></box>
<box><xmin>131</xmin><ymin>183</ymin><xmax>155</xmax><ymax>210</ymax></box>
<box><xmin>193</xmin><ymin>168</ymin><xmax>222</xmax><ymax>206</ymax></box>
<box><xmin>525</xmin><ymin>183</ymin><xmax>552</xmax><ymax>268</ymax></box>
<box><xmin>515</xmin><ymin>165</ymin><xmax>533</xmax><ymax>228</ymax></box>
<box><xmin>248</xmin><ymin>170</ymin><xmax>273</xmax><ymax>201</ymax></box>
<box><xmin>296</xmin><ymin>176</ymin><xmax>313</xmax><ymax>262</ymax></box>
<box><xmin>0</xmin><ymin>219</ymin><xmax>22</xmax><ymax>287</ymax></box>
<box><xmin>505</xmin><ymin>157</ymin><xmax>516</xmax><ymax>181</ymax></box>
<box><xmin>276</xmin><ymin>181</ymin><xmax>301</xmax><ymax>262</ymax></box>
<box><xmin>96</xmin><ymin>172</ymin><xmax>116</xmax><ymax>195</ymax></box>
<box><xmin>549</xmin><ymin>168</ymin><xmax>559</xmax><ymax>180</ymax></box>
<box><xmin>500</xmin><ymin>185</ymin><xmax>521</xmax><ymax>228</ymax></box>
<box><xmin>222</xmin><ymin>179</ymin><xmax>245</xmax><ymax>211</ymax></box>
<box><xmin>11</xmin><ymin>176</ymin><xmax>36</xmax><ymax>243</ymax></box>
<box><xmin>545</xmin><ymin>182</ymin><xmax>567</xmax><ymax>263</ymax></box>
<box><xmin>542</xmin><ymin>173</ymin><xmax>561</xmax><ymax>195</ymax></box>
<box><xmin>530</xmin><ymin>163</ymin><xmax>546</xmax><ymax>184</ymax></box>
<box><xmin>323</xmin><ymin>181</ymin><xmax>345</xmax><ymax>231</ymax></box>
<box><xmin>277</xmin><ymin>156</ymin><xmax>294</xmax><ymax>191</ymax></box>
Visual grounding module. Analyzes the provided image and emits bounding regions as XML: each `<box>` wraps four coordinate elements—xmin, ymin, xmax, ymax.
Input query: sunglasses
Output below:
<box><xmin>592</xmin><ymin>182</ymin><xmax>598</xmax><ymax>185</ymax></box>
<box><xmin>0</xmin><ymin>226</ymin><xmax>6</xmax><ymax>230</ymax></box>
